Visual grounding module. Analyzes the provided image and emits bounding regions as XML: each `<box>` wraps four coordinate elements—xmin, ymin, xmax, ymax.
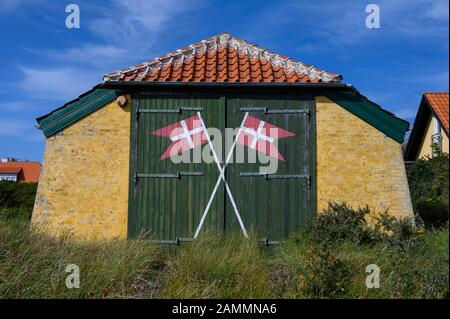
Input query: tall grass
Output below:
<box><xmin>0</xmin><ymin>209</ymin><xmax>164</xmax><ymax>298</ymax></box>
<box><xmin>0</xmin><ymin>206</ymin><xmax>448</xmax><ymax>299</ymax></box>
<box><xmin>160</xmin><ymin>231</ymin><xmax>273</xmax><ymax>298</ymax></box>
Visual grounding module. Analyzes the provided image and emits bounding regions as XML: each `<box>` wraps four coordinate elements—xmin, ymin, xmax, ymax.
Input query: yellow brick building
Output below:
<box><xmin>31</xmin><ymin>33</ymin><xmax>414</xmax><ymax>241</ymax></box>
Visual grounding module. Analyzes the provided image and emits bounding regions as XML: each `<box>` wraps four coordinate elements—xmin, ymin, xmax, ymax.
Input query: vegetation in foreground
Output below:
<box><xmin>0</xmin><ymin>202</ymin><xmax>448</xmax><ymax>299</ymax></box>
<box><xmin>407</xmin><ymin>147</ymin><xmax>449</xmax><ymax>228</ymax></box>
<box><xmin>0</xmin><ymin>150</ymin><xmax>448</xmax><ymax>299</ymax></box>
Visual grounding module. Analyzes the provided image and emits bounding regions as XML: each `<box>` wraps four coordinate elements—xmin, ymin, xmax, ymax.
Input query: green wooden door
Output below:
<box><xmin>128</xmin><ymin>91</ymin><xmax>315</xmax><ymax>242</ymax></box>
<box><xmin>225</xmin><ymin>93</ymin><xmax>315</xmax><ymax>242</ymax></box>
<box><xmin>128</xmin><ymin>93</ymin><xmax>226</xmax><ymax>242</ymax></box>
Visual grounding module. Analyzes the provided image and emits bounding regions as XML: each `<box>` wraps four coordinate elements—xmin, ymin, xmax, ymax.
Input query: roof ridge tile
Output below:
<box><xmin>103</xmin><ymin>33</ymin><xmax>342</xmax><ymax>83</ymax></box>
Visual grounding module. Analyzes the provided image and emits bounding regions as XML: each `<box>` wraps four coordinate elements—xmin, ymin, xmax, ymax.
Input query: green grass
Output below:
<box><xmin>271</xmin><ymin>229</ymin><xmax>449</xmax><ymax>298</ymax></box>
<box><xmin>0</xmin><ymin>208</ymin><xmax>448</xmax><ymax>299</ymax></box>
<box><xmin>0</xmin><ymin>209</ymin><xmax>165</xmax><ymax>298</ymax></box>
<box><xmin>160</xmin><ymin>231</ymin><xmax>272</xmax><ymax>298</ymax></box>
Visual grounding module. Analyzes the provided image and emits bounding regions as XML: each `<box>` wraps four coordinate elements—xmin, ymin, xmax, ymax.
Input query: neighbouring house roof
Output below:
<box><xmin>0</xmin><ymin>167</ymin><xmax>22</xmax><ymax>174</ymax></box>
<box><xmin>0</xmin><ymin>162</ymin><xmax>41</xmax><ymax>182</ymax></box>
<box><xmin>36</xmin><ymin>33</ymin><xmax>409</xmax><ymax>144</ymax></box>
<box><xmin>103</xmin><ymin>33</ymin><xmax>342</xmax><ymax>83</ymax></box>
<box><xmin>424</xmin><ymin>92</ymin><xmax>449</xmax><ymax>134</ymax></box>
<box><xmin>404</xmin><ymin>92</ymin><xmax>449</xmax><ymax>161</ymax></box>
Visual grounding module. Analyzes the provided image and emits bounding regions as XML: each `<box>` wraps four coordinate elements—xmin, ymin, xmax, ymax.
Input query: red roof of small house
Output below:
<box><xmin>424</xmin><ymin>92</ymin><xmax>449</xmax><ymax>133</ymax></box>
<box><xmin>103</xmin><ymin>32</ymin><xmax>342</xmax><ymax>83</ymax></box>
<box><xmin>0</xmin><ymin>162</ymin><xmax>41</xmax><ymax>182</ymax></box>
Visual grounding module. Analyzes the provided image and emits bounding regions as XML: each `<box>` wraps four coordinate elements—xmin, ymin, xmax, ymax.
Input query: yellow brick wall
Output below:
<box><xmin>315</xmin><ymin>96</ymin><xmax>414</xmax><ymax>219</ymax></box>
<box><xmin>31</xmin><ymin>98</ymin><xmax>131</xmax><ymax>240</ymax></box>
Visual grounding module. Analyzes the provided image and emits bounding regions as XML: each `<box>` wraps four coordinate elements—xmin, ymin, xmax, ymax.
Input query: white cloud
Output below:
<box><xmin>34</xmin><ymin>0</ymin><xmax>202</xmax><ymax>69</ymax></box>
<box><xmin>289</xmin><ymin>0</ymin><xmax>449</xmax><ymax>45</ymax></box>
<box><xmin>46</xmin><ymin>44</ymin><xmax>128</xmax><ymax>67</ymax></box>
<box><xmin>18</xmin><ymin>67</ymin><xmax>98</xmax><ymax>101</ymax></box>
<box><xmin>0</xmin><ymin>0</ymin><xmax>27</xmax><ymax>12</ymax></box>
<box><xmin>90</xmin><ymin>0</ymin><xmax>196</xmax><ymax>46</ymax></box>
<box><xmin>0</xmin><ymin>119</ymin><xmax>29</xmax><ymax>136</ymax></box>
<box><xmin>0</xmin><ymin>0</ymin><xmax>42</xmax><ymax>12</ymax></box>
<box><xmin>1</xmin><ymin>101</ymin><xmax>29</xmax><ymax>112</ymax></box>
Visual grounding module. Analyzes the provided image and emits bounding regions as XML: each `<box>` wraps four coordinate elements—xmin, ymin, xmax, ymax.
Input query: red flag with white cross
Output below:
<box><xmin>237</xmin><ymin>115</ymin><xmax>295</xmax><ymax>161</ymax></box>
<box><xmin>151</xmin><ymin>115</ymin><xmax>208</xmax><ymax>160</ymax></box>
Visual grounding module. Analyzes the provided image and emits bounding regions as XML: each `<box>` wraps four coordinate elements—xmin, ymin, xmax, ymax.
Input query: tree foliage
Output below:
<box><xmin>407</xmin><ymin>145</ymin><xmax>449</xmax><ymax>227</ymax></box>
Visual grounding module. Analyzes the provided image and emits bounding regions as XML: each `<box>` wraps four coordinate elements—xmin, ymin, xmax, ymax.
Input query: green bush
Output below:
<box><xmin>300</xmin><ymin>202</ymin><xmax>419</xmax><ymax>248</ymax></box>
<box><xmin>274</xmin><ymin>223</ymin><xmax>448</xmax><ymax>299</ymax></box>
<box><xmin>407</xmin><ymin>147</ymin><xmax>449</xmax><ymax>228</ymax></box>
<box><xmin>0</xmin><ymin>181</ymin><xmax>37</xmax><ymax>212</ymax></box>
<box><xmin>0</xmin><ymin>207</ymin><xmax>32</xmax><ymax>221</ymax></box>
<box><xmin>0</xmin><ymin>200</ymin><xmax>447</xmax><ymax>299</ymax></box>
<box><xmin>303</xmin><ymin>202</ymin><xmax>375</xmax><ymax>245</ymax></box>
<box><xmin>297</xmin><ymin>245</ymin><xmax>350</xmax><ymax>298</ymax></box>
<box><xmin>415</xmin><ymin>198</ymin><xmax>448</xmax><ymax>228</ymax></box>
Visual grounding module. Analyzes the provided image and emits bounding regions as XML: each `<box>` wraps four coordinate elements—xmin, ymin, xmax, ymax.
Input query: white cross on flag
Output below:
<box><xmin>237</xmin><ymin>115</ymin><xmax>295</xmax><ymax>160</ymax></box>
<box><xmin>151</xmin><ymin>115</ymin><xmax>207</xmax><ymax>160</ymax></box>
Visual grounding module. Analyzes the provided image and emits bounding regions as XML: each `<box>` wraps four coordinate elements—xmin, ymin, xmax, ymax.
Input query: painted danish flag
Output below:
<box><xmin>237</xmin><ymin>115</ymin><xmax>295</xmax><ymax>161</ymax></box>
<box><xmin>151</xmin><ymin>115</ymin><xmax>207</xmax><ymax>160</ymax></box>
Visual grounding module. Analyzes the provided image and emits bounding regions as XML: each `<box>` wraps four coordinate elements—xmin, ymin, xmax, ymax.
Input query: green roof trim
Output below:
<box><xmin>324</xmin><ymin>91</ymin><xmax>409</xmax><ymax>144</ymax></box>
<box><xmin>36</xmin><ymin>85</ymin><xmax>409</xmax><ymax>144</ymax></box>
<box><xmin>37</xmin><ymin>88</ymin><xmax>121</xmax><ymax>137</ymax></box>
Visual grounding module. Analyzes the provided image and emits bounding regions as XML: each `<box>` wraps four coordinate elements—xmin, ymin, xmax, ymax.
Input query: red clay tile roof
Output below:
<box><xmin>0</xmin><ymin>167</ymin><xmax>22</xmax><ymax>174</ymax></box>
<box><xmin>0</xmin><ymin>162</ymin><xmax>41</xmax><ymax>182</ymax></box>
<box><xmin>424</xmin><ymin>92</ymin><xmax>449</xmax><ymax>133</ymax></box>
<box><xmin>103</xmin><ymin>33</ymin><xmax>342</xmax><ymax>83</ymax></box>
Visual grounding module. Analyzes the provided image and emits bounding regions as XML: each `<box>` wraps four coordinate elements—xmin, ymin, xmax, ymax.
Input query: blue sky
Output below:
<box><xmin>0</xmin><ymin>0</ymin><xmax>448</xmax><ymax>161</ymax></box>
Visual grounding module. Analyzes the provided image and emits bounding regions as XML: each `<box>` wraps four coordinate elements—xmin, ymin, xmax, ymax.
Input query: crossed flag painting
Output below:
<box><xmin>151</xmin><ymin>113</ymin><xmax>295</xmax><ymax>161</ymax></box>
<box><xmin>151</xmin><ymin>112</ymin><xmax>295</xmax><ymax>238</ymax></box>
<box><xmin>151</xmin><ymin>114</ymin><xmax>208</xmax><ymax>160</ymax></box>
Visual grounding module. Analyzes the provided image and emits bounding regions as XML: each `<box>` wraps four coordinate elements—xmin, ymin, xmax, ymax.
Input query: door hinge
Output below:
<box><xmin>240</xmin><ymin>107</ymin><xmax>309</xmax><ymax>115</ymax></box>
<box><xmin>261</xmin><ymin>238</ymin><xmax>280</xmax><ymax>246</ymax></box>
<box><xmin>135</xmin><ymin>171</ymin><xmax>203</xmax><ymax>181</ymax></box>
<box><xmin>137</xmin><ymin>107</ymin><xmax>204</xmax><ymax>114</ymax></box>
<box><xmin>147</xmin><ymin>237</ymin><xmax>193</xmax><ymax>245</ymax></box>
<box><xmin>240</xmin><ymin>173</ymin><xmax>312</xmax><ymax>189</ymax></box>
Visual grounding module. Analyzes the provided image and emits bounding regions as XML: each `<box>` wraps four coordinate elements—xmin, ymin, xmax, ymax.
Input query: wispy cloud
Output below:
<box><xmin>18</xmin><ymin>67</ymin><xmax>98</xmax><ymax>101</ymax></box>
<box><xmin>1</xmin><ymin>101</ymin><xmax>30</xmax><ymax>112</ymax></box>
<box><xmin>48</xmin><ymin>0</ymin><xmax>202</xmax><ymax>67</ymax></box>
<box><xmin>0</xmin><ymin>119</ymin><xmax>29</xmax><ymax>136</ymax></box>
<box><xmin>0</xmin><ymin>0</ymin><xmax>31</xmax><ymax>12</ymax></box>
<box><xmin>288</xmin><ymin>0</ymin><xmax>449</xmax><ymax>46</ymax></box>
<box><xmin>89</xmin><ymin>0</ymin><xmax>199</xmax><ymax>44</ymax></box>
<box><xmin>42</xmin><ymin>44</ymin><xmax>129</xmax><ymax>67</ymax></box>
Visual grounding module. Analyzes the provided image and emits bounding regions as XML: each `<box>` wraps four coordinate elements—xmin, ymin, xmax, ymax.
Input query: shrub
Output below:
<box><xmin>407</xmin><ymin>147</ymin><xmax>449</xmax><ymax>228</ymax></box>
<box><xmin>0</xmin><ymin>207</ymin><xmax>32</xmax><ymax>221</ymax></box>
<box><xmin>296</xmin><ymin>244</ymin><xmax>350</xmax><ymax>298</ymax></box>
<box><xmin>301</xmin><ymin>202</ymin><xmax>419</xmax><ymax>247</ymax></box>
<box><xmin>373</xmin><ymin>212</ymin><xmax>422</xmax><ymax>251</ymax></box>
<box><xmin>0</xmin><ymin>181</ymin><xmax>37</xmax><ymax>212</ymax></box>
<box><xmin>300</xmin><ymin>203</ymin><xmax>374</xmax><ymax>245</ymax></box>
<box><xmin>415</xmin><ymin>198</ymin><xmax>448</xmax><ymax>228</ymax></box>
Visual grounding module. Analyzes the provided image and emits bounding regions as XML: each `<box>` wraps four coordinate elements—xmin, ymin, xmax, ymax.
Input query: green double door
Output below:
<box><xmin>128</xmin><ymin>91</ymin><xmax>315</xmax><ymax>243</ymax></box>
